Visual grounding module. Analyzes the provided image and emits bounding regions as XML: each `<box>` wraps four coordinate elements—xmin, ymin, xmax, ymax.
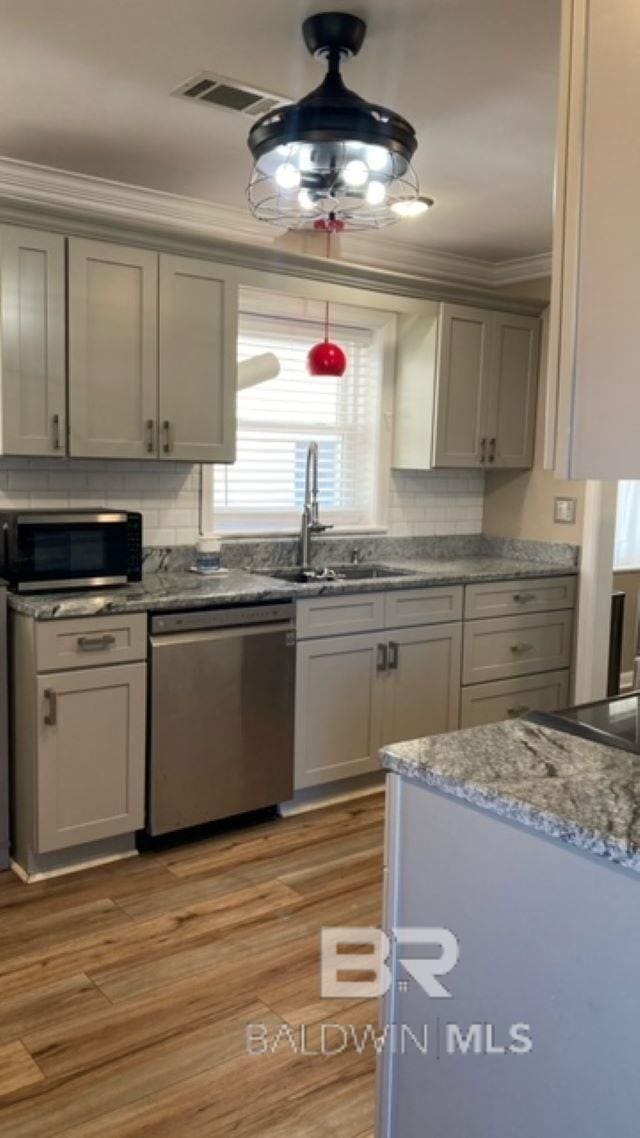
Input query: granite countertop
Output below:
<box><xmin>382</xmin><ymin>720</ymin><xmax>640</xmax><ymax>874</ymax></box>
<box><xmin>7</xmin><ymin>554</ymin><xmax>577</xmax><ymax>620</ymax></box>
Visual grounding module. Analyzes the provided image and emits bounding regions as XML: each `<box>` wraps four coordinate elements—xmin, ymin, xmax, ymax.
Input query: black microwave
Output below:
<box><xmin>0</xmin><ymin>510</ymin><xmax>143</xmax><ymax>593</ymax></box>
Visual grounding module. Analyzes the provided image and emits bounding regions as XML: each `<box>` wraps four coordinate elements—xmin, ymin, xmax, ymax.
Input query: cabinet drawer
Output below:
<box><xmin>35</xmin><ymin>614</ymin><xmax>147</xmax><ymax>672</ymax></box>
<box><xmin>462</xmin><ymin>611</ymin><xmax>573</xmax><ymax>685</ymax></box>
<box><xmin>464</xmin><ymin>576</ymin><xmax>576</xmax><ymax>620</ymax></box>
<box><xmin>296</xmin><ymin>594</ymin><xmax>385</xmax><ymax>639</ymax></box>
<box><xmin>460</xmin><ymin>670</ymin><xmax>570</xmax><ymax>728</ymax></box>
<box><xmin>384</xmin><ymin>586</ymin><xmax>463</xmax><ymax>629</ymax></box>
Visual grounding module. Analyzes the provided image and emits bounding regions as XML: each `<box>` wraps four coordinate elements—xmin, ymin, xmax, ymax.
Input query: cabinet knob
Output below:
<box><xmin>507</xmin><ymin>705</ymin><xmax>530</xmax><ymax>717</ymax></box>
<box><xmin>513</xmin><ymin>593</ymin><xmax>536</xmax><ymax>604</ymax></box>
<box><xmin>510</xmin><ymin>642</ymin><xmax>533</xmax><ymax>654</ymax></box>
<box><xmin>77</xmin><ymin>634</ymin><xmax>116</xmax><ymax>652</ymax></box>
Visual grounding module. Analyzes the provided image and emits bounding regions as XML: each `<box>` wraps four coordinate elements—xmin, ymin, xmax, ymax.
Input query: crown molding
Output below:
<box><xmin>0</xmin><ymin>155</ymin><xmax>551</xmax><ymax>288</ymax></box>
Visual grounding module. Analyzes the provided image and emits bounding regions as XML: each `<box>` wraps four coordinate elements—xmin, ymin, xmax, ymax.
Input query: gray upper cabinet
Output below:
<box><xmin>547</xmin><ymin>0</ymin><xmax>640</xmax><ymax>479</ymax></box>
<box><xmin>488</xmin><ymin>311</ymin><xmax>539</xmax><ymax>468</ymax></box>
<box><xmin>433</xmin><ymin>304</ymin><xmax>492</xmax><ymax>467</ymax></box>
<box><xmin>68</xmin><ymin>238</ymin><xmax>159</xmax><ymax>459</ymax></box>
<box><xmin>158</xmin><ymin>255</ymin><xmax>236</xmax><ymax>463</ymax></box>
<box><xmin>0</xmin><ymin>225</ymin><xmax>66</xmax><ymax>457</ymax></box>
<box><xmin>394</xmin><ymin>302</ymin><xmax>540</xmax><ymax>471</ymax></box>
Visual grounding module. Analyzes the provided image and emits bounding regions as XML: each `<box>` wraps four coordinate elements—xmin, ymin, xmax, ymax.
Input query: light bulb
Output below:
<box><xmin>343</xmin><ymin>159</ymin><xmax>369</xmax><ymax>188</ymax></box>
<box><xmin>275</xmin><ymin>162</ymin><xmax>301</xmax><ymax>190</ymax></box>
<box><xmin>366</xmin><ymin>145</ymin><xmax>389</xmax><ymax>172</ymax></box>
<box><xmin>366</xmin><ymin>181</ymin><xmax>386</xmax><ymax>206</ymax></box>
<box><xmin>298</xmin><ymin>188</ymin><xmax>315</xmax><ymax>211</ymax></box>
<box><xmin>390</xmin><ymin>196</ymin><xmax>434</xmax><ymax>218</ymax></box>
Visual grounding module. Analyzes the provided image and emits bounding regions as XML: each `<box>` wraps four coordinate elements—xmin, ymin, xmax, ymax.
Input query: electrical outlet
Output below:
<box><xmin>554</xmin><ymin>496</ymin><xmax>577</xmax><ymax>525</ymax></box>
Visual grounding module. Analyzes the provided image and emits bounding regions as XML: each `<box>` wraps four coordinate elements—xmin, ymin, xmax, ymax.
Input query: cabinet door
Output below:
<box><xmin>382</xmin><ymin>623</ymin><xmax>461</xmax><ymax>747</ymax></box>
<box><xmin>0</xmin><ymin>225</ymin><xmax>66</xmax><ymax>456</ymax></box>
<box><xmin>68</xmin><ymin>239</ymin><xmax>158</xmax><ymax>459</ymax></box>
<box><xmin>295</xmin><ymin>633</ymin><xmax>384</xmax><ymax>789</ymax></box>
<box><xmin>486</xmin><ymin>312</ymin><xmax>539</xmax><ymax>468</ymax></box>
<box><xmin>433</xmin><ymin>304</ymin><xmax>492</xmax><ymax>468</ymax></box>
<box><xmin>36</xmin><ymin>663</ymin><xmax>146</xmax><ymax>852</ymax></box>
<box><xmin>158</xmin><ymin>255</ymin><xmax>237</xmax><ymax>462</ymax></box>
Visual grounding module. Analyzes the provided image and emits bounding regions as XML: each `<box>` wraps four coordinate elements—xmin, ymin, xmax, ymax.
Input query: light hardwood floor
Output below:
<box><xmin>0</xmin><ymin>791</ymin><xmax>384</xmax><ymax>1137</ymax></box>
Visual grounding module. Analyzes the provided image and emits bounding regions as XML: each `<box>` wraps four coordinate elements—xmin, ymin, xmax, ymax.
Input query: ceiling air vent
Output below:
<box><xmin>172</xmin><ymin>72</ymin><xmax>288</xmax><ymax>118</ymax></box>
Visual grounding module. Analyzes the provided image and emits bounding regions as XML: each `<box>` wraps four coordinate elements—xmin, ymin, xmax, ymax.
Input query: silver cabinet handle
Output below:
<box><xmin>513</xmin><ymin>593</ymin><xmax>536</xmax><ymax>604</ymax></box>
<box><xmin>488</xmin><ymin>437</ymin><xmax>496</xmax><ymax>463</ymax></box>
<box><xmin>377</xmin><ymin>643</ymin><xmax>388</xmax><ymax>672</ymax></box>
<box><xmin>510</xmin><ymin>642</ymin><xmax>533</xmax><ymax>654</ymax></box>
<box><xmin>388</xmin><ymin>641</ymin><xmax>399</xmax><ymax>670</ymax></box>
<box><xmin>145</xmin><ymin>419</ymin><xmax>155</xmax><ymax>454</ymax></box>
<box><xmin>507</xmin><ymin>704</ymin><xmax>530</xmax><ymax>717</ymax></box>
<box><xmin>43</xmin><ymin>688</ymin><xmax>57</xmax><ymax>726</ymax></box>
<box><xmin>162</xmin><ymin>420</ymin><xmax>173</xmax><ymax>454</ymax></box>
<box><xmin>480</xmin><ymin>437</ymin><xmax>487</xmax><ymax>464</ymax></box>
<box><xmin>77</xmin><ymin>634</ymin><xmax>116</xmax><ymax>652</ymax></box>
<box><xmin>52</xmin><ymin>414</ymin><xmax>62</xmax><ymax>451</ymax></box>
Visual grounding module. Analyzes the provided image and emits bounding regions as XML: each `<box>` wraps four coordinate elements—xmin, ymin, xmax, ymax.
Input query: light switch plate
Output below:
<box><xmin>554</xmin><ymin>496</ymin><xmax>577</xmax><ymax>525</ymax></box>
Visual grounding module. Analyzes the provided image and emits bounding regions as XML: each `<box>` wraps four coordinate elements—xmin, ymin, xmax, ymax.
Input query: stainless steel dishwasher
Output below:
<box><xmin>148</xmin><ymin>602</ymin><xmax>295</xmax><ymax>835</ymax></box>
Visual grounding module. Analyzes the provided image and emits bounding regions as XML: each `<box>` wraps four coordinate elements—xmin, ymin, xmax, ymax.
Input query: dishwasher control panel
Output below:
<box><xmin>150</xmin><ymin>602</ymin><xmax>295</xmax><ymax>636</ymax></box>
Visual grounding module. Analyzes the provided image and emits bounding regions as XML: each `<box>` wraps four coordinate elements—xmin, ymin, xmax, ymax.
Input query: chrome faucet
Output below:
<box><xmin>299</xmin><ymin>441</ymin><xmax>332</xmax><ymax>571</ymax></box>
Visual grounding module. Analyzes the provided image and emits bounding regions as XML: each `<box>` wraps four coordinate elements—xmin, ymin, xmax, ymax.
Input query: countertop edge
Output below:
<box><xmin>381</xmin><ymin>743</ymin><xmax>640</xmax><ymax>875</ymax></box>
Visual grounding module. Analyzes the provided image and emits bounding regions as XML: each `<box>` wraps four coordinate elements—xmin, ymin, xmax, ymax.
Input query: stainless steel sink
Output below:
<box><xmin>258</xmin><ymin>563</ymin><xmax>417</xmax><ymax>584</ymax></box>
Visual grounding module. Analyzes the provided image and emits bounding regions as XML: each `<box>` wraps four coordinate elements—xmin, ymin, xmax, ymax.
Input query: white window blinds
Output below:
<box><xmin>214</xmin><ymin>293</ymin><xmax>384</xmax><ymax>533</ymax></box>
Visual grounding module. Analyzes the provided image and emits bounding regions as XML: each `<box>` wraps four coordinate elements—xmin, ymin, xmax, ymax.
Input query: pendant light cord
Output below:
<box><xmin>324</xmin><ymin>231</ymin><xmax>332</xmax><ymax>342</ymax></box>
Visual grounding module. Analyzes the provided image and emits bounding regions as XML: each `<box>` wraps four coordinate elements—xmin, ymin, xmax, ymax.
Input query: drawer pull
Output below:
<box><xmin>145</xmin><ymin>418</ymin><xmax>155</xmax><ymax>454</ymax></box>
<box><xmin>43</xmin><ymin>688</ymin><xmax>57</xmax><ymax>726</ymax></box>
<box><xmin>377</xmin><ymin>643</ymin><xmax>388</xmax><ymax>672</ymax></box>
<box><xmin>77</xmin><ymin>634</ymin><xmax>116</xmax><ymax>652</ymax></box>
<box><xmin>480</xmin><ymin>437</ymin><xmax>487</xmax><ymax>463</ymax></box>
<box><xmin>162</xmin><ymin>419</ymin><xmax>173</xmax><ymax>454</ymax></box>
<box><xmin>507</xmin><ymin>704</ymin><xmax>530</xmax><ymax>717</ymax></box>
<box><xmin>513</xmin><ymin>593</ymin><xmax>536</xmax><ymax>603</ymax></box>
<box><xmin>510</xmin><ymin>642</ymin><xmax>533</xmax><ymax>654</ymax></box>
<box><xmin>388</xmin><ymin>641</ymin><xmax>399</xmax><ymax>670</ymax></box>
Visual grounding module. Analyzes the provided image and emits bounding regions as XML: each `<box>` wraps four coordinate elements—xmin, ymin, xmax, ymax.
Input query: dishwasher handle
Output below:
<box><xmin>150</xmin><ymin>621</ymin><xmax>296</xmax><ymax>649</ymax></box>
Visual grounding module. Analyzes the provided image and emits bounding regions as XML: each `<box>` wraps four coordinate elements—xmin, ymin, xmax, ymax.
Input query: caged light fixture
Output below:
<box><xmin>246</xmin><ymin>11</ymin><xmax>431</xmax><ymax>232</ymax></box>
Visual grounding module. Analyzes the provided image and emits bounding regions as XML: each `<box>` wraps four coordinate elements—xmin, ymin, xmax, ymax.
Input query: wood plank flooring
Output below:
<box><xmin>0</xmin><ymin>791</ymin><xmax>384</xmax><ymax>1137</ymax></box>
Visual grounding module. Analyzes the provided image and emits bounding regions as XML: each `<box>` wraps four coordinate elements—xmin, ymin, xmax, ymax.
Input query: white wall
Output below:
<box><xmin>0</xmin><ymin>458</ymin><xmax>484</xmax><ymax>547</ymax></box>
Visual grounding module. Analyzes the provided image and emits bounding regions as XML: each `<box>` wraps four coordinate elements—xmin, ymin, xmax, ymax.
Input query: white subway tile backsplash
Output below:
<box><xmin>0</xmin><ymin>460</ymin><xmax>483</xmax><ymax>548</ymax></box>
<box><xmin>387</xmin><ymin>469</ymin><xmax>484</xmax><ymax>538</ymax></box>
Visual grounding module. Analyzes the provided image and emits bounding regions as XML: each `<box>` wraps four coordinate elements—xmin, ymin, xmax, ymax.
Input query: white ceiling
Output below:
<box><xmin>0</xmin><ymin>0</ymin><xmax>561</xmax><ymax>262</ymax></box>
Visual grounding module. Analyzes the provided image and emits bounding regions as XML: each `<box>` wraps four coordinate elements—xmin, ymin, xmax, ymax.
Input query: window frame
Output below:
<box><xmin>201</xmin><ymin>292</ymin><xmax>397</xmax><ymax>539</ymax></box>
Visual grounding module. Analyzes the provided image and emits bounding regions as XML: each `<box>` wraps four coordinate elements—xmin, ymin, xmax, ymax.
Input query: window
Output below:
<box><xmin>212</xmin><ymin>288</ymin><xmax>391</xmax><ymax>533</ymax></box>
<box><xmin>614</xmin><ymin>482</ymin><xmax>640</xmax><ymax>569</ymax></box>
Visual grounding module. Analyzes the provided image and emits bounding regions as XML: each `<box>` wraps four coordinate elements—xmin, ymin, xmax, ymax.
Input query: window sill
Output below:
<box><xmin>213</xmin><ymin>526</ymin><xmax>389</xmax><ymax>542</ymax></box>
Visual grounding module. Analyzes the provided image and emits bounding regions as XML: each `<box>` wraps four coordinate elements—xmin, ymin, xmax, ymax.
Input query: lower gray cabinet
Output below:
<box><xmin>11</xmin><ymin>612</ymin><xmax>147</xmax><ymax>872</ymax></box>
<box><xmin>460</xmin><ymin>670</ymin><xmax>570</xmax><ymax>729</ymax></box>
<box><xmin>382</xmin><ymin>623</ymin><xmax>461</xmax><ymax>747</ymax></box>
<box><xmin>295</xmin><ymin>632</ymin><xmax>385</xmax><ymax>789</ymax></box>
<box><xmin>294</xmin><ymin>622</ymin><xmax>462</xmax><ymax>791</ymax></box>
<box><xmin>36</xmin><ymin>663</ymin><xmax>146</xmax><ymax>852</ymax></box>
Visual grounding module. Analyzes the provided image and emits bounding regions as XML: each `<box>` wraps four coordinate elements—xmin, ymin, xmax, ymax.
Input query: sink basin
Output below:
<box><xmin>258</xmin><ymin>563</ymin><xmax>416</xmax><ymax>584</ymax></box>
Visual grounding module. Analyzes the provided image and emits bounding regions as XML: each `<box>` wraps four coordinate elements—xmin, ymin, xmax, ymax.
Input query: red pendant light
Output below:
<box><xmin>307</xmin><ymin>223</ymin><xmax>347</xmax><ymax>378</ymax></box>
